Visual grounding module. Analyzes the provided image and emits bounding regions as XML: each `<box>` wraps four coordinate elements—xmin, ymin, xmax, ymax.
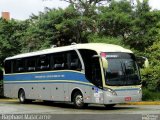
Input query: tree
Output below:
<box><xmin>0</xmin><ymin>19</ymin><xmax>23</xmax><ymax>66</ymax></box>
<box><xmin>62</xmin><ymin>0</ymin><xmax>111</xmax><ymax>16</ymax></box>
<box><xmin>97</xmin><ymin>0</ymin><xmax>132</xmax><ymax>37</ymax></box>
<box><xmin>141</xmin><ymin>40</ymin><xmax>160</xmax><ymax>91</ymax></box>
<box><xmin>21</xmin><ymin>6</ymin><xmax>96</xmax><ymax>48</ymax></box>
<box><xmin>124</xmin><ymin>0</ymin><xmax>160</xmax><ymax>51</ymax></box>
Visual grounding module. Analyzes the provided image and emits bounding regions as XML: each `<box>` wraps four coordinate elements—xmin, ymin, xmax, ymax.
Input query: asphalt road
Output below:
<box><xmin>0</xmin><ymin>100</ymin><xmax>160</xmax><ymax>120</ymax></box>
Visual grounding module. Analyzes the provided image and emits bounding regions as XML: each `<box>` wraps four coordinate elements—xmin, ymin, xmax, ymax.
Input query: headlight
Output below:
<box><xmin>104</xmin><ymin>88</ymin><xmax>117</xmax><ymax>96</ymax></box>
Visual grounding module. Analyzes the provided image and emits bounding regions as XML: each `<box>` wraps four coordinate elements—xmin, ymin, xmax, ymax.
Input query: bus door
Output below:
<box><xmin>91</xmin><ymin>57</ymin><xmax>103</xmax><ymax>104</ymax></box>
<box><xmin>79</xmin><ymin>49</ymin><xmax>103</xmax><ymax>104</ymax></box>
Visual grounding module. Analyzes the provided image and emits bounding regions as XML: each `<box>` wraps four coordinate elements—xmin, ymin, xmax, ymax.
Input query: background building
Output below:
<box><xmin>1</xmin><ymin>12</ymin><xmax>10</xmax><ymax>20</ymax></box>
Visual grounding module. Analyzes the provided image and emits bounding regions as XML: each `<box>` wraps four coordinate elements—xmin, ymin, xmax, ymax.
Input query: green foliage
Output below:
<box><xmin>20</xmin><ymin>8</ymin><xmax>66</xmax><ymax>52</ymax></box>
<box><xmin>97</xmin><ymin>0</ymin><xmax>132</xmax><ymax>38</ymax></box>
<box><xmin>88</xmin><ymin>34</ymin><xmax>123</xmax><ymax>45</ymax></box>
<box><xmin>0</xmin><ymin>19</ymin><xmax>24</xmax><ymax>65</ymax></box>
<box><xmin>141</xmin><ymin>40</ymin><xmax>160</xmax><ymax>92</ymax></box>
<box><xmin>142</xmin><ymin>88</ymin><xmax>160</xmax><ymax>101</ymax></box>
<box><xmin>124</xmin><ymin>0</ymin><xmax>160</xmax><ymax>51</ymax></box>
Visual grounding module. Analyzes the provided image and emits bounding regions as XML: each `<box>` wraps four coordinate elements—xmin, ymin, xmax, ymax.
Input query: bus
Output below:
<box><xmin>3</xmin><ymin>43</ymin><xmax>142</xmax><ymax>108</ymax></box>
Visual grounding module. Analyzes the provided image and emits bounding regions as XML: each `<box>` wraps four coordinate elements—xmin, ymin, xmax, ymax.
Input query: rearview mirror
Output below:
<box><xmin>92</xmin><ymin>55</ymin><xmax>100</xmax><ymax>58</ymax></box>
<box><xmin>136</xmin><ymin>56</ymin><xmax>149</xmax><ymax>68</ymax></box>
<box><xmin>92</xmin><ymin>55</ymin><xmax>108</xmax><ymax>72</ymax></box>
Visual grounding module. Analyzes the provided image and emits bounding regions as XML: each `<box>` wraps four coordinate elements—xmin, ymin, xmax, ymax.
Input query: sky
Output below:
<box><xmin>0</xmin><ymin>0</ymin><xmax>69</xmax><ymax>20</ymax></box>
<box><xmin>0</xmin><ymin>0</ymin><xmax>159</xmax><ymax>20</ymax></box>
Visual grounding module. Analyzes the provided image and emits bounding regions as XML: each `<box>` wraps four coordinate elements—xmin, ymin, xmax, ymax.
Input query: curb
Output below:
<box><xmin>125</xmin><ymin>101</ymin><xmax>160</xmax><ymax>105</ymax></box>
<box><xmin>0</xmin><ymin>99</ymin><xmax>160</xmax><ymax>105</ymax></box>
<box><xmin>0</xmin><ymin>99</ymin><xmax>18</xmax><ymax>102</ymax></box>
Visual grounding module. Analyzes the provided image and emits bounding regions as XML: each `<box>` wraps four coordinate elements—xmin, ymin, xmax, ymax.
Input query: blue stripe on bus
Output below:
<box><xmin>4</xmin><ymin>71</ymin><xmax>140</xmax><ymax>92</ymax></box>
<box><xmin>4</xmin><ymin>71</ymin><xmax>88</xmax><ymax>82</ymax></box>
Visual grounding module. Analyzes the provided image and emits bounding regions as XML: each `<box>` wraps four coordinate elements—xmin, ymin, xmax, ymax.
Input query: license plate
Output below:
<box><xmin>125</xmin><ymin>97</ymin><xmax>131</xmax><ymax>101</ymax></box>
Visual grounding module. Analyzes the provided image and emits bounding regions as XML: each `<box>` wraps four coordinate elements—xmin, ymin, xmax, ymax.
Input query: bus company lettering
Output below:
<box><xmin>35</xmin><ymin>75</ymin><xmax>65</xmax><ymax>79</ymax></box>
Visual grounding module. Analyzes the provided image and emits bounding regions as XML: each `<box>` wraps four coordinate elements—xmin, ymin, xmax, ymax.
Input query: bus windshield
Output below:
<box><xmin>104</xmin><ymin>52</ymin><xmax>141</xmax><ymax>86</ymax></box>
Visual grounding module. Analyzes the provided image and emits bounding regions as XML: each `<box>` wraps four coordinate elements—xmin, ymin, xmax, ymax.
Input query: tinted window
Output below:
<box><xmin>50</xmin><ymin>50</ymin><xmax>81</xmax><ymax>71</ymax></box>
<box><xmin>16</xmin><ymin>59</ymin><xmax>25</xmax><ymax>73</ymax></box>
<box><xmin>37</xmin><ymin>55</ymin><xmax>50</xmax><ymax>71</ymax></box>
<box><xmin>26</xmin><ymin>57</ymin><xmax>36</xmax><ymax>72</ymax></box>
<box><xmin>52</xmin><ymin>52</ymin><xmax>68</xmax><ymax>70</ymax></box>
<box><xmin>105</xmin><ymin>52</ymin><xmax>141</xmax><ymax>86</ymax></box>
<box><xmin>5</xmin><ymin>50</ymin><xmax>82</xmax><ymax>73</ymax></box>
<box><xmin>4</xmin><ymin>60</ymin><xmax>12</xmax><ymax>74</ymax></box>
<box><xmin>79</xmin><ymin>49</ymin><xmax>102</xmax><ymax>88</ymax></box>
<box><xmin>69</xmin><ymin>51</ymin><xmax>82</xmax><ymax>71</ymax></box>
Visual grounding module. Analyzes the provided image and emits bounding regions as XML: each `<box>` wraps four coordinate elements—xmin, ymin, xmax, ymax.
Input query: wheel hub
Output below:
<box><xmin>76</xmin><ymin>95</ymin><xmax>83</xmax><ymax>106</ymax></box>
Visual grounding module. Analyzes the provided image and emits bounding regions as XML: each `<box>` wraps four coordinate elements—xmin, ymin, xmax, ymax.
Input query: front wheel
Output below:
<box><xmin>73</xmin><ymin>91</ymin><xmax>87</xmax><ymax>109</ymax></box>
<box><xmin>104</xmin><ymin>104</ymin><xmax>115</xmax><ymax>108</ymax></box>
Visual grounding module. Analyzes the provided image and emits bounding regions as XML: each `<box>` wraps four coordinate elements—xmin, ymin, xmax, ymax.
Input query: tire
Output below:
<box><xmin>73</xmin><ymin>91</ymin><xmax>87</xmax><ymax>109</ymax></box>
<box><xmin>18</xmin><ymin>89</ymin><xmax>27</xmax><ymax>104</ymax></box>
<box><xmin>104</xmin><ymin>104</ymin><xmax>115</xmax><ymax>108</ymax></box>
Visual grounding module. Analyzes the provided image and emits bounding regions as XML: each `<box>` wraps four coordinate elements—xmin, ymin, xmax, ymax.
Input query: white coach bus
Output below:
<box><xmin>3</xmin><ymin>43</ymin><xmax>142</xmax><ymax>108</ymax></box>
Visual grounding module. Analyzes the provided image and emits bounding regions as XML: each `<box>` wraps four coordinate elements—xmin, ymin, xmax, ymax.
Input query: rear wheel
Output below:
<box><xmin>73</xmin><ymin>91</ymin><xmax>87</xmax><ymax>109</ymax></box>
<box><xmin>18</xmin><ymin>90</ymin><xmax>26</xmax><ymax>103</ymax></box>
<box><xmin>18</xmin><ymin>89</ymin><xmax>31</xmax><ymax>104</ymax></box>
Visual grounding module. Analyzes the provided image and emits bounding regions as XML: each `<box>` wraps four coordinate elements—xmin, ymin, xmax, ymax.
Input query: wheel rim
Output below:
<box><xmin>20</xmin><ymin>92</ymin><xmax>25</xmax><ymax>102</ymax></box>
<box><xmin>75</xmin><ymin>95</ymin><xmax>83</xmax><ymax>106</ymax></box>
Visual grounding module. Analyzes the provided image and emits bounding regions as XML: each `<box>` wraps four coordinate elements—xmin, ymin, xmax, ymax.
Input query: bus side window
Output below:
<box><xmin>26</xmin><ymin>57</ymin><xmax>36</xmax><ymax>72</ymax></box>
<box><xmin>69</xmin><ymin>51</ymin><xmax>82</xmax><ymax>71</ymax></box>
<box><xmin>4</xmin><ymin>60</ymin><xmax>12</xmax><ymax>74</ymax></box>
<box><xmin>52</xmin><ymin>52</ymin><xmax>68</xmax><ymax>70</ymax></box>
<box><xmin>12</xmin><ymin>60</ymin><xmax>16</xmax><ymax>73</ymax></box>
<box><xmin>37</xmin><ymin>55</ymin><xmax>50</xmax><ymax>71</ymax></box>
<box><xmin>54</xmin><ymin>54</ymin><xmax>63</xmax><ymax>70</ymax></box>
<box><xmin>16</xmin><ymin>59</ymin><xmax>25</xmax><ymax>73</ymax></box>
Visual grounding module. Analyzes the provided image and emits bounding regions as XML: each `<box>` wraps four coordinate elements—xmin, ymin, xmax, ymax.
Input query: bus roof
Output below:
<box><xmin>5</xmin><ymin>43</ymin><xmax>133</xmax><ymax>60</ymax></box>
